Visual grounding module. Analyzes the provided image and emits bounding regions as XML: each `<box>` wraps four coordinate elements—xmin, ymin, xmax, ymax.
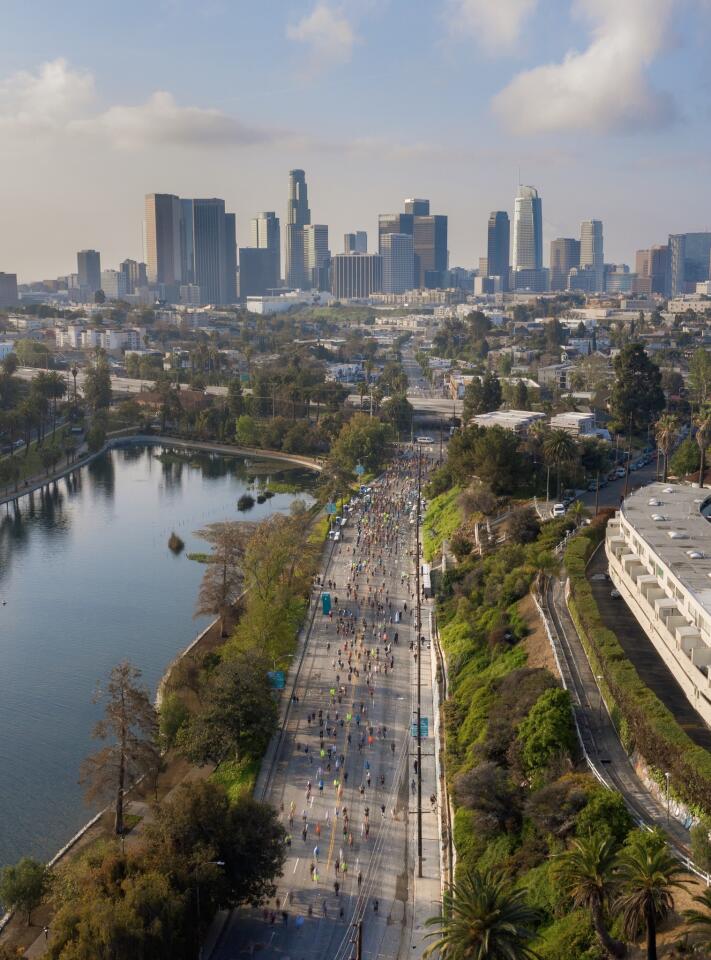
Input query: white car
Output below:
<box><xmin>416</xmin><ymin>436</ymin><xmax>434</xmax><ymax>444</ymax></box>
<box><xmin>551</xmin><ymin>503</ymin><xmax>566</xmax><ymax>518</ymax></box>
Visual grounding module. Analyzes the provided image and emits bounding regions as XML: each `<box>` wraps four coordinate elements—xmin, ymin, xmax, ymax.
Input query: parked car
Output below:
<box><xmin>587</xmin><ymin>479</ymin><xmax>599</xmax><ymax>492</ymax></box>
<box><xmin>551</xmin><ymin>503</ymin><xmax>566</xmax><ymax>518</ymax></box>
<box><xmin>615</xmin><ymin>467</ymin><xmax>626</xmax><ymax>479</ymax></box>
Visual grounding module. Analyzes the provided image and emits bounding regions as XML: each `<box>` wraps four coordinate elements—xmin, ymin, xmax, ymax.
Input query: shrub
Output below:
<box><xmin>516</xmin><ymin>688</ymin><xmax>575</xmax><ymax>786</ymax></box>
<box><xmin>533</xmin><ymin>910</ymin><xmax>600</xmax><ymax>960</ymax></box>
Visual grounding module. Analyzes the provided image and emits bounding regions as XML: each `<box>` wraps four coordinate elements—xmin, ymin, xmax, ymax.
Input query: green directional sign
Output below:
<box><xmin>411</xmin><ymin>718</ymin><xmax>429</xmax><ymax>738</ymax></box>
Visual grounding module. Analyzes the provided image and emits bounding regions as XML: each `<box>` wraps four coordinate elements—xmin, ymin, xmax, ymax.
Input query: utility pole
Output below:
<box><xmin>415</xmin><ymin>446</ymin><xmax>423</xmax><ymax>879</ymax></box>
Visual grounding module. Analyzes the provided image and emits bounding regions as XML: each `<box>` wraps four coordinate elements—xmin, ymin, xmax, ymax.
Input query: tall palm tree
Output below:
<box><xmin>694</xmin><ymin>409</ymin><xmax>711</xmax><ymax>488</ymax></box>
<box><xmin>423</xmin><ymin>867</ymin><xmax>540</xmax><ymax>960</ymax></box>
<box><xmin>654</xmin><ymin>414</ymin><xmax>677</xmax><ymax>483</ymax></box>
<box><xmin>543</xmin><ymin>429</ymin><xmax>577</xmax><ymax>500</ymax></box>
<box><xmin>556</xmin><ymin>835</ymin><xmax>626</xmax><ymax>958</ymax></box>
<box><xmin>683</xmin><ymin>886</ymin><xmax>711</xmax><ymax>950</ymax></box>
<box><xmin>615</xmin><ymin>832</ymin><xmax>687</xmax><ymax>960</ymax></box>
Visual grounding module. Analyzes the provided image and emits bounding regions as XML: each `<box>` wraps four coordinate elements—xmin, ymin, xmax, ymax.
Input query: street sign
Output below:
<box><xmin>411</xmin><ymin>718</ymin><xmax>429</xmax><ymax>738</ymax></box>
<box><xmin>268</xmin><ymin>670</ymin><xmax>285</xmax><ymax>690</ymax></box>
<box><xmin>326</xmin><ymin>501</ymin><xmax>337</xmax><ymax>514</ymax></box>
<box><xmin>355</xmin><ymin>464</ymin><xmax>365</xmax><ymax>476</ymax></box>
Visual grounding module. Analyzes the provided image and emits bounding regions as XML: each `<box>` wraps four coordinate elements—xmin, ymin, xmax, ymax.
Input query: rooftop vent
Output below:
<box><xmin>651</xmin><ymin>514</ymin><xmax>667</xmax><ymax>522</ymax></box>
<box><xmin>649</xmin><ymin>498</ymin><xmax>663</xmax><ymax>506</ymax></box>
<box><xmin>688</xmin><ymin>550</ymin><xmax>705</xmax><ymax>560</ymax></box>
<box><xmin>664</xmin><ymin>487</ymin><xmax>675</xmax><ymax>494</ymax></box>
<box><xmin>668</xmin><ymin>530</ymin><xmax>688</xmax><ymax>539</ymax></box>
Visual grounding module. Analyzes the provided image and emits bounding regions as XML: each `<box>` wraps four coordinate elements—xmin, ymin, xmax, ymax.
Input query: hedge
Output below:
<box><xmin>565</xmin><ymin>528</ymin><xmax>711</xmax><ymax>814</ymax></box>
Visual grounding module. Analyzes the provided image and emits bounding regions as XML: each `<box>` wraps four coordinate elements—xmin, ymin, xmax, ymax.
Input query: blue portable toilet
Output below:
<box><xmin>322</xmin><ymin>592</ymin><xmax>331</xmax><ymax>615</ymax></box>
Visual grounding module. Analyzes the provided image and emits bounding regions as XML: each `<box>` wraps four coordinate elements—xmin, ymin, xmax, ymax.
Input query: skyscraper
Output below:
<box><xmin>381</xmin><ymin>233</ymin><xmax>414</xmax><ymax>293</ymax></box>
<box><xmin>669</xmin><ymin>233</ymin><xmax>711</xmax><ymax>295</ymax></box>
<box><xmin>331</xmin><ymin>254</ymin><xmax>382</xmax><ymax>299</ymax></box>
<box><xmin>378</xmin><ymin>213</ymin><xmax>413</xmax><ymax>250</ymax></box>
<box><xmin>77</xmin><ymin>249</ymin><xmax>101</xmax><ymax>296</ymax></box>
<box><xmin>144</xmin><ymin>194</ymin><xmax>182</xmax><ymax>286</ymax></box>
<box><xmin>119</xmin><ymin>259</ymin><xmax>147</xmax><ymax>294</ymax></box>
<box><xmin>512</xmin><ymin>186</ymin><xmax>542</xmax><ymax>272</ymax></box>
<box><xmin>549</xmin><ymin>238</ymin><xmax>580</xmax><ymax>291</ymax></box>
<box><xmin>580</xmin><ymin>220</ymin><xmax>604</xmax><ymax>292</ymax></box>
<box><xmin>0</xmin><ymin>273</ymin><xmax>18</xmax><ymax>308</ymax></box>
<box><xmin>487</xmin><ymin>212</ymin><xmax>510</xmax><ymax>290</ymax></box>
<box><xmin>250</xmin><ymin>212</ymin><xmax>281</xmax><ymax>288</ymax></box>
<box><xmin>285</xmin><ymin>169</ymin><xmax>311</xmax><ymax>289</ymax></box>
<box><xmin>303</xmin><ymin>224</ymin><xmax>330</xmax><ymax>290</ymax></box>
<box><xmin>189</xmin><ymin>198</ymin><xmax>238</xmax><ymax>305</ymax></box>
<box><xmin>344</xmin><ymin>231</ymin><xmax>367</xmax><ymax>254</ymax></box>
<box><xmin>412</xmin><ymin>211</ymin><xmax>448</xmax><ymax>288</ymax></box>
<box><xmin>404</xmin><ymin>199</ymin><xmax>430</xmax><ymax>216</ymax></box>
<box><xmin>239</xmin><ymin>248</ymin><xmax>273</xmax><ymax>298</ymax></box>
<box><xmin>224</xmin><ymin>212</ymin><xmax>237</xmax><ymax>303</ymax></box>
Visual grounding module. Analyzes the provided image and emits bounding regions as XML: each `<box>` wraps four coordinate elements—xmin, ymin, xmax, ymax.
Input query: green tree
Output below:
<box><xmin>86</xmin><ymin>423</ymin><xmax>107</xmax><ymax>453</ymax></box>
<box><xmin>471</xmin><ymin>426</ymin><xmax>523</xmax><ymax>495</ymax></box>
<box><xmin>609</xmin><ymin>343</ymin><xmax>664</xmax><ymax>435</ymax></box>
<box><xmin>615</xmin><ymin>830</ymin><xmax>687</xmax><ymax>960</ymax></box>
<box><xmin>669</xmin><ymin>437</ymin><xmax>699</xmax><ymax>478</ymax></box>
<box><xmin>380</xmin><ymin>393</ymin><xmax>413</xmax><ymax>436</ymax></box>
<box><xmin>329</xmin><ymin>413</ymin><xmax>392</xmax><ymax>473</ymax></box>
<box><xmin>543</xmin><ymin>429</ymin><xmax>577</xmax><ymax>499</ymax></box>
<box><xmin>690</xmin><ymin>818</ymin><xmax>711</xmax><ymax>873</ymax></box>
<box><xmin>235</xmin><ymin>414</ymin><xmax>259</xmax><ymax>446</ymax></box>
<box><xmin>516</xmin><ymin>688</ymin><xmax>575</xmax><ymax>785</ymax></box>
<box><xmin>654</xmin><ymin>414</ymin><xmax>677</xmax><ymax>483</ymax></box>
<box><xmin>177</xmin><ymin>650</ymin><xmax>276</xmax><ymax>766</ymax></box>
<box><xmin>83</xmin><ymin>352</ymin><xmax>112</xmax><ymax>413</ymax></box>
<box><xmin>227</xmin><ymin>378</ymin><xmax>244</xmax><ymax>417</ymax></box>
<box><xmin>80</xmin><ymin>660</ymin><xmax>159</xmax><ymax>835</ymax></box>
<box><xmin>424</xmin><ymin>867</ymin><xmax>540</xmax><ymax>960</ymax></box>
<box><xmin>688</xmin><ymin>347</ymin><xmax>711</xmax><ymax>410</ymax></box>
<box><xmin>555</xmin><ymin>835</ymin><xmax>625</xmax><ymax>958</ymax></box>
<box><xmin>695</xmin><ymin>408</ymin><xmax>711</xmax><ymax>488</ymax></box>
<box><xmin>0</xmin><ymin>857</ymin><xmax>49</xmax><ymax>925</ymax></box>
<box><xmin>683</xmin><ymin>887</ymin><xmax>711</xmax><ymax>951</ymax></box>
<box><xmin>464</xmin><ymin>372</ymin><xmax>502</xmax><ymax>419</ymax></box>
<box><xmin>513</xmin><ymin>379</ymin><xmax>529</xmax><ymax>410</ymax></box>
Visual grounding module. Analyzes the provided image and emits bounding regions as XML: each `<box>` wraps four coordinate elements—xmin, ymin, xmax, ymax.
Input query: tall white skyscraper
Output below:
<box><xmin>580</xmin><ymin>220</ymin><xmax>604</xmax><ymax>292</ymax></box>
<box><xmin>512</xmin><ymin>186</ymin><xmax>543</xmax><ymax>271</ymax></box>
<box><xmin>285</xmin><ymin>169</ymin><xmax>311</xmax><ymax>289</ymax></box>
<box><xmin>381</xmin><ymin>233</ymin><xmax>414</xmax><ymax>293</ymax></box>
<box><xmin>303</xmin><ymin>224</ymin><xmax>330</xmax><ymax>290</ymax></box>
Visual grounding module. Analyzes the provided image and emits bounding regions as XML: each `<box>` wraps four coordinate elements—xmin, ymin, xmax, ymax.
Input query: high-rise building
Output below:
<box><xmin>669</xmin><ymin>233</ymin><xmax>711</xmax><ymax>295</ymax></box>
<box><xmin>331</xmin><ymin>254</ymin><xmax>382</xmax><ymax>299</ymax></box>
<box><xmin>580</xmin><ymin>220</ymin><xmax>604</xmax><ymax>291</ymax></box>
<box><xmin>77</xmin><ymin>249</ymin><xmax>101</xmax><ymax>296</ymax></box>
<box><xmin>380</xmin><ymin>233</ymin><xmax>414</xmax><ymax>293</ymax></box>
<box><xmin>635</xmin><ymin>247</ymin><xmax>670</xmax><ymax>296</ymax></box>
<box><xmin>100</xmin><ymin>269</ymin><xmax>128</xmax><ymax>300</ymax></box>
<box><xmin>144</xmin><ymin>194</ymin><xmax>182</xmax><ymax>286</ymax></box>
<box><xmin>412</xmin><ymin>208</ymin><xmax>448</xmax><ymax>289</ymax></box>
<box><xmin>344</xmin><ymin>231</ymin><xmax>367</xmax><ymax>254</ymax></box>
<box><xmin>224</xmin><ymin>212</ymin><xmax>237</xmax><ymax>303</ymax></box>
<box><xmin>119</xmin><ymin>259</ymin><xmax>148</xmax><ymax>294</ymax></box>
<box><xmin>250</xmin><ymin>212</ymin><xmax>281</xmax><ymax>288</ymax></box>
<box><xmin>550</xmin><ymin>238</ymin><xmax>580</xmax><ymax>291</ymax></box>
<box><xmin>239</xmin><ymin>248</ymin><xmax>273</xmax><ymax>298</ymax></box>
<box><xmin>378</xmin><ymin>213</ymin><xmax>414</xmax><ymax>250</ymax></box>
<box><xmin>285</xmin><ymin>169</ymin><xmax>311</xmax><ymax>289</ymax></box>
<box><xmin>512</xmin><ymin>186</ymin><xmax>545</xmax><ymax>291</ymax></box>
<box><xmin>0</xmin><ymin>272</ymin><xmax>18</xmax><ymax>308</ymax></box>
<box><xmin>303</xmin><ymin>224</ymin><xmax>330</xmax><ymax>290</ymax></box>
<box><xmin>404</xmin><ymin>199</ymin><xmax>430</xmax><ymax>216</ymax></box>
<box><xmin>189</xmin><ymin>198</ymin><xmax>236</xmax><ymax>305</ymax></box>
<box><xmin>605</xmin><ymin>264</ymin><xmax>634</xmax><ymax>294</ymax></box>
<box><xmin>487</xmin><ymin>212</ymin><xmax>510</xmax><ymax>290</ymax></box>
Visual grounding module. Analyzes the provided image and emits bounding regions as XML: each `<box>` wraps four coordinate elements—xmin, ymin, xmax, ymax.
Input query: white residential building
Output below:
<box><xmin>549</xmin><ymin>412</ymin><xmax>595</xmax><ymax>436</ymax></box>
<box><xmin>470</xmin><ymin>410</ymin><xmax>546</xmax><ymax>433</ymax></box>
<box><xmin>607</xmin><ymin>483</ymin><xmax>711</xmax><ymax>726</ymax></box>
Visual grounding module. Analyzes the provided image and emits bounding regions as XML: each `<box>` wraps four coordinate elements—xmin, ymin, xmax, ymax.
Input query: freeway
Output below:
<box><xmin>13</xmin><ymin>366</ymin><xmax>228</xmax><ymax>398</ymax></box>
<box><xmin>212</xmin><ymin>453</ymin><xmax>441</xmax><ymax>960</ymax></box>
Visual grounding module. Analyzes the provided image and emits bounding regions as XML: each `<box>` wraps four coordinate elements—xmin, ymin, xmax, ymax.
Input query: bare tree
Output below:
<box><xmin>81</xmin><ymin>660</ymin><xmax>159</xmax><ymax>835</ymax></box>
<box><xmin>194</xmin><ymin>521</ymin><xmax>254</xmax><ymax>636</ymax></box>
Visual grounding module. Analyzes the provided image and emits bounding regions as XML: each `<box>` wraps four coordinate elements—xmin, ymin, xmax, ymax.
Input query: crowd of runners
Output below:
<box><xmin>260</xmin><ymin>448</ymin><xmax>432</xmax><ymax>940</ymax></box>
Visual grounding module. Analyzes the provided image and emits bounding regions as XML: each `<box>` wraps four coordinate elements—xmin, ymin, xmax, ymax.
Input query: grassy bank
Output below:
<box><xmin>422</xmin><ymin>485</ymin><xmax>462</xmax><ymax>562</ymax></box>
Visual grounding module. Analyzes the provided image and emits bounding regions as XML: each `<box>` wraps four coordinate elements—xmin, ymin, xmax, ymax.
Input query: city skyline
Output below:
<box><xmin>1</xmin><ymin>0</ymin><xmax>711</xmax><ymax>280</ymax></box>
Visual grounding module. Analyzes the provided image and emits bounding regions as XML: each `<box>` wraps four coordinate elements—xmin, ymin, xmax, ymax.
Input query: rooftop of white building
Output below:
<box><xmin>620</xmin><ymin>482</ymin><xmax>711</xmax><ymax>614</ymax></box>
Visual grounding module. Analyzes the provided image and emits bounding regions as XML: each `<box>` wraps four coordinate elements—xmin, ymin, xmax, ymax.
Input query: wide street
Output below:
<box><xmin>212</xmin><ymin>450</ymin><xmax>441</xmax><ymax>960</ymax></box>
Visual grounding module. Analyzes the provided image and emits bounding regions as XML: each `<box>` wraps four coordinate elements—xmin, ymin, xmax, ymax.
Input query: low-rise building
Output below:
<box><xmin>607</xmin><ymin>483</ymin><xmax>711</xmax><ymax>726</ymax></box>
<box><xmin>549</xmin><ymin>412</ymin><xmax>595</xmax><ymax>436</ymax></box>
<box><xmin>470</xmin><ymin>409</ymin><xmax>546</xmax><ymax>433</ymax></box>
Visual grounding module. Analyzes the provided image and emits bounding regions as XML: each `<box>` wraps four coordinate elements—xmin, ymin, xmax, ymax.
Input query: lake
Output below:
<box><xmin>0</xmin><ymin>443</ymin><xmax>316</xmax><ymax>869</ymax></box>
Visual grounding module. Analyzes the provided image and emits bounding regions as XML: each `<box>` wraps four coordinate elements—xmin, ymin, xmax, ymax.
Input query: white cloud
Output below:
<box><xmin>0</xmin><ymin>58</ymin><xmax>278</xmax><ymax>149</ymax></box>
<box><xmin>89</xmin><ymin>91</ymin><xmax>273</xmax><ymax>149</ymax></box>
<box><xmin>447</xmin><ymin>0</ymin><xmax>537</xmax><ymax>52</ymax></box>
<box><xmin>287</xmin><ymin>2</ymin><xmax>356</xmax><ymax>68</ymax></box>
<box><xmin>493</xmin><ymin>0</ymin><xmax>677</xmax><ymax>134</ymax></box>
<box><xmin>0</xmin><ymin>58</ymin><xmax>94</xmax><ymax>131</ymax></box>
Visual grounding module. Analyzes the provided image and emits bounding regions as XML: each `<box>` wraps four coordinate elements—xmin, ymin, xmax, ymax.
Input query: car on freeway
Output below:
<box><xmin>415</xmin><ymin>436</ymin><xmax>434</xmax><ymax>444</ymax></box>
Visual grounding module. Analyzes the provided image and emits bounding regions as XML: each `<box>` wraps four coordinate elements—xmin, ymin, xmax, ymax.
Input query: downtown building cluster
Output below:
<box><xmin>5</xmin><ymin>171</ymin><xmax>711</xmax><ymax>308</ymax></box>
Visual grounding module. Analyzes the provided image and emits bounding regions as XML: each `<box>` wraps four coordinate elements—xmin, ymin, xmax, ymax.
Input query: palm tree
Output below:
<box><xmin>556</xmin><ymin>835</ymin><xmax>626</xmax><ymax>958</ymax></box>
<box><xmin>683</xmin><ymin>887</ymin><xmax>711</xmax><ymax>950</ymax></box>
<box><xmin>694</xmin><ymin>409</ymin><xmax>711</xmax><ymax>488</ymax></box>
<box><xmin>654</xmin><ymin>414</ymin><xmax>677</xmax><ymax>483</ymax></box>
<box><xmin>615</xmin><ymin>832</ymin><xmax>687</xmax><ymax>960</ymax></box>
<box><xmin>423</xmin><ymin>867</ymin><xmax>540</xmax><ymax>960</ymax></box>
<box><xmin>543</xmin><ymin>429</ymin><xmax>577</xmax><ymax>500</ymax></box>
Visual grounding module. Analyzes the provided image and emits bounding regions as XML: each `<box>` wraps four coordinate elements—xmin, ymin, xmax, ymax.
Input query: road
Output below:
<box><xmin>14</xmin><ymin>367</ymin><xmax>228</xmax><ymax>398</ymax></box>
<box><xmin>212</xmin><ymin>453</ymin><xmax>441</xmax><ymax>960</ymax></box>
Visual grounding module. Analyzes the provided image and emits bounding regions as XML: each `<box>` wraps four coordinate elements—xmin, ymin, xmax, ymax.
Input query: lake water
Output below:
<box><xmin>0</xmin><ymin>443</ymin><xmax>316</xmax><ymax>869</ymax></box>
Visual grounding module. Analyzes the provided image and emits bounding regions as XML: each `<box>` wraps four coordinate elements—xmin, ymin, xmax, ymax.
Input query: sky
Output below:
<box><xmin>1</xmin><ymin>0</ymin><xmax>711</xmax><ymax>282</ymax></box>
